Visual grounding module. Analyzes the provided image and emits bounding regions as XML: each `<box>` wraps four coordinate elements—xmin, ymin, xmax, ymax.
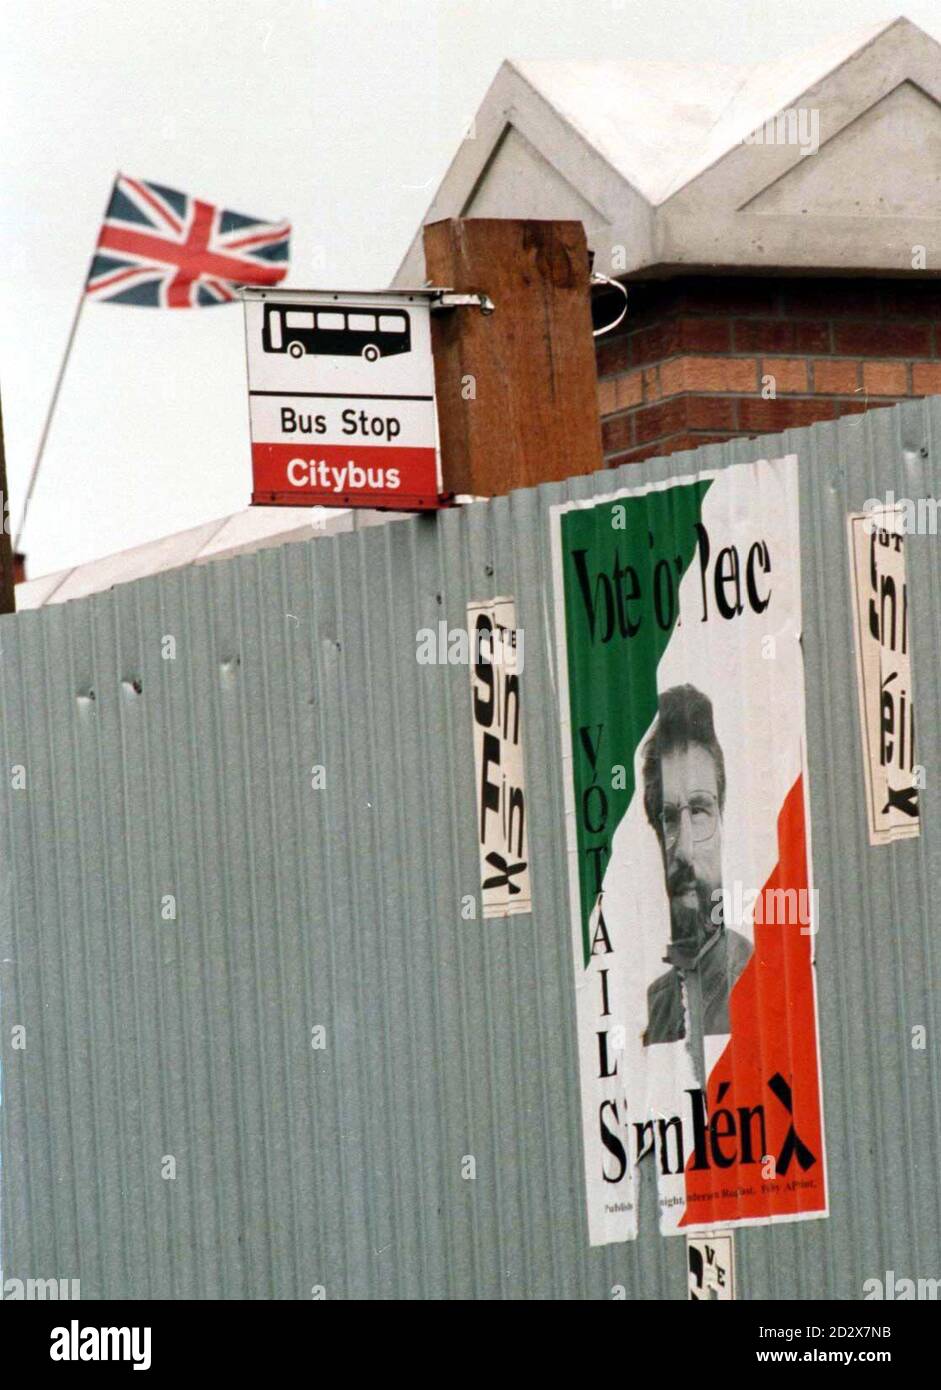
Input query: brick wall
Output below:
<box><xmin>594</xmin><ymin>277</ymin><xmax>941</xmax><ymax>465</ymax></box>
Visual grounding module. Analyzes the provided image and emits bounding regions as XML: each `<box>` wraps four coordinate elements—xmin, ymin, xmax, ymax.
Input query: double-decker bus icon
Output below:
<box><xmin>262</xmin><ymin>302</ymin><xmax>411</xmax><ymax>363</ymax></box>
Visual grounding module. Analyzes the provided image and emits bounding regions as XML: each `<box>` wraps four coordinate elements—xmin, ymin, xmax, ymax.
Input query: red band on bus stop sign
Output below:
<box><xmin>250</xmin><ymin>441</ymin><xmax>440</xmax><ymax>508</ymax></box>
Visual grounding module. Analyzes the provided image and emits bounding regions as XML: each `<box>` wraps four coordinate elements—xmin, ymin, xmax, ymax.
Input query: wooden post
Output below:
<box><xmin>0</xmin><ymin>387</ymin><xmax>16</xmax><ymax>614</ymax></box>
<box><xmin>423</xmin><ymin>218</ymin><xmax>605</xmax><ymax>497</ymax></box>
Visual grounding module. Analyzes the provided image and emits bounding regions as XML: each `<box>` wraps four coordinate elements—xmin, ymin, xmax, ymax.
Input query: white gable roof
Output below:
<box><xmin>14</xmin><ymin>506</ymin><xmax>414</xmax><ymax>609</ymax></box>
<box><xmin>514</xmin><ymin>21</ymin><xmax>893</xmax><ymax>206</ymax></box>
<box><xmin>395</xmin><ymin>17</ymin><xmax>941</xmax><ymax>281</ymax></box>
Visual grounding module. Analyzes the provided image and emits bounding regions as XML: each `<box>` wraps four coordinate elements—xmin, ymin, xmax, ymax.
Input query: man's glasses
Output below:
<box><xmin>660</xmin><ymin>791</ymin><xmax>719</xmax><ymax>848</ymax></box>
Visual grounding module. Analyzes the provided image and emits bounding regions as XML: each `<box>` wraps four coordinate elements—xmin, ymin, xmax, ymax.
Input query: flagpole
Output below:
<box><xmin>0</xmin><ymin>386</ymin><xmax>16</xmax><ymax>613</ymax></box>
<box><xmin>13</xmin><ymin>172</ymin><xmax>119</xmax><ymax>555</ymax></box>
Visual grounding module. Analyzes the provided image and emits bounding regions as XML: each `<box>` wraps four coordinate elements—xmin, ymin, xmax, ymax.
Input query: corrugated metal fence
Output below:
<box><xmin>3</xmin><ymin>398</ymin><xmax>941</xmax><ymax>1299</ymax></box>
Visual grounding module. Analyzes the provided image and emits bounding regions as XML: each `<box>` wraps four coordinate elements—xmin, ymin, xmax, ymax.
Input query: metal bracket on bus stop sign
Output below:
<box><xmin>430</xmin><ymin>289</ymin><xmax>496</xmax><ymax>316</ymax></box>
<box><xmin>426</xmin><ymin>290</ymin><xmax>493</xmax><ymax>507</ymax></box>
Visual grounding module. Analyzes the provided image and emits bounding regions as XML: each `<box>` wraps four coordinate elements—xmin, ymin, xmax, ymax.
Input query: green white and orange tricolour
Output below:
<box><xmin>550</xmin><ymin>454</ymin><xmax>828</xmax><ymax>1244</ymax></box>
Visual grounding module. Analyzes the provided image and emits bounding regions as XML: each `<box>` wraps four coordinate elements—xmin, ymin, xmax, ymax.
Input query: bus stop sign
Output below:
<box><xmin>242</xmin><ymin>287</ymin><xmax>442</xmax><ymax>510</ymax></box>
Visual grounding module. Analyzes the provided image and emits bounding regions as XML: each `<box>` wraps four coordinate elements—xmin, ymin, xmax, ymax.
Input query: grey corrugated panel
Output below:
<box><xmin>3</xmin><ymin>399</ymin><xmax>941</xmax><ymax>1299</ymax></box>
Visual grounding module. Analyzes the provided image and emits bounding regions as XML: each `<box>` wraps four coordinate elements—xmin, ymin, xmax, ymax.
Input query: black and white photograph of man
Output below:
<box><xmin>641</xmin><ymin>684</ymin><xmax>752</xmax><ymax>1062</ymax></box>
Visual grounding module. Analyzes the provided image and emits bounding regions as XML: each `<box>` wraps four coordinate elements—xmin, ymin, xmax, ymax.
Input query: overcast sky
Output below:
<box><xmin>3</xmin><ymin>0</ymin><xmax>940</xmax><ymax>576</ymax></box>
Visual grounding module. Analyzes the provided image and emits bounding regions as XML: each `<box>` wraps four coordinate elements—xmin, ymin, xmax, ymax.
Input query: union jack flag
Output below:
<box><xmin>85</xmin><ymin>174</ymin><xmax>290</xmax><ymax>307</ymax></box>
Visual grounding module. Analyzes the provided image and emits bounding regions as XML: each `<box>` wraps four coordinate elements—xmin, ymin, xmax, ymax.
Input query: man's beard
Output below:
<box><xmin>667</xmin><ymin>863</ymin><xmax>719</xmax><ymax>954</ymax></box>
